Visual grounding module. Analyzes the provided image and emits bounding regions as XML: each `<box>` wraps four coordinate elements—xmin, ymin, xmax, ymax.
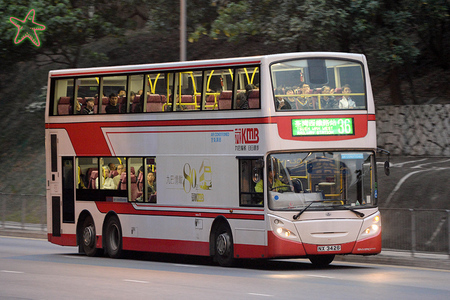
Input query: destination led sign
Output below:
<box><xmin>292</xmin><ymin>118</ymin><xmax>354</xmax><ymax>136</ymax></box>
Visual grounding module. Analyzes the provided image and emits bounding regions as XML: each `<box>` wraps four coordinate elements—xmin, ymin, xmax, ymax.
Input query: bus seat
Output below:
<box><xmin>101</xmin><ymin>97</ymin><xmax>109</xmax><ymax>113</ymax></box>
<box><xmin>248</xmin><ymin>90</ymin><xmax>260</xmax><ymax>109</ymax></box>
<box><xmin>146</xmin><ymin>94</ymin><xmax>163</xmax><ymax>112</ymax></box>
<box><xmin>205</xmin><ymin>94</ymin><xmax>217</xmax><ymax>110</ymax></box>
<box><xmin>218</xmin><ymin>91</ymin><xmax>232</xmax><ymax>110</ymax></box>
<box><xmin>119</xmin><ymin>97</ymin><xmax>127</xmax><ymax>113</ymax></box>
<box><xmin>137</xmin><ymin>172</ymin><xmax>144</xmax><ymax>191</ymax></box>
<box><xmin>88</xmin><ymin>170</ymin><xmax>98</xmax><ymax>189</ymax></box>
<box><xmin>110</xmin><ymin>170</ymin><xmax>118</xmax><ymax>178</ymax></box>
<box><xmin>57</xmin><ymin>97</ymin><xmax>71</xmax><ymax>115</ymax></box>
<box><xmin>131</xmin><ymin>95</ymin><xmax>141</xmax><ymax>112</ymax></box>
<box><xmin>118</xmin><ymin>172</ymin><xmax>139</xmax><ymax>201</ymax></box>
<box><xmin>118</xmin><ymin>172</ymin><xmax>127</xmax><ymax>190</ymax></box>
<box><xmin>130</xmin><ymin>173</ymin><xmax>140</xmax><ymax>201</ymax></box>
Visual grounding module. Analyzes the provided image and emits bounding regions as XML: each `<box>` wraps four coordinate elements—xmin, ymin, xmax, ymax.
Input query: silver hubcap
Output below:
<box><xmin>83</xmin><ymin>225</ymin><xmax>94</xmax><ymax>246</ymax></box>
<box><xmin>216</xmin><ymin>233</ymin><xmax>228</xmax><ymax>256</ymax></box>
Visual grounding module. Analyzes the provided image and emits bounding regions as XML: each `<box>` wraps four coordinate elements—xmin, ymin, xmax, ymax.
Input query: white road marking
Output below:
<box><xmin>389</xmin><ymin>158</ymin><xmax>428</xmax><ymax>168</ymax></box>
<box><xmin>1</xmin><ymin>270</ymin><xmax>24</xmax><ymax>274</ymax></box>
<box><xmin>173</xmin><ymin>264</ymin><xmax>200</xmax><ymax>268</ymax></box>
<box><xmin>411</xmin><ymin>159</ymin><xmax>450</xmax><ymax>169</ymax></box>
<box><xmin>384</xmin><ymin>170</ymin><xmax>429</xmax><ymax>205</ymax></box>
<box><xmin>306</xmin><ymin>274</ymin><xmax>334</xmax><ymax>279</ymax></box>
<box><xmin>247</xmin><ymin>293</ymin><xmax>273</xmax><ymax>297</ymax></box>
<box><xmin>64</xmin><ymin>255</ymin><xmax>87</xmax><ymax>259</ymax></box>
<box><xmin>124</xmin><ymin>279</ymin><xmax>149</xmax><ymax>284</ymax></box>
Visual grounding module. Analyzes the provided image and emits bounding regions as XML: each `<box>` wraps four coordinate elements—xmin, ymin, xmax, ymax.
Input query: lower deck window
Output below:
<box><xmin>239</xmin><ymin>158</ymin><xmax>264</xmax><ymax>207</ymax></box>
<box><xmin>76</xmin><ymin>156</ymin><xmax>156</xmax><ymax>203</ymax></box>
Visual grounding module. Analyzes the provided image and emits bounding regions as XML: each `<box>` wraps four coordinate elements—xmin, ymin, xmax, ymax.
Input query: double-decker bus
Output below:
<box><xmin>46</xmin><ymin>52</ymin><xmax>381</xmax><ymax>266</ymax></box>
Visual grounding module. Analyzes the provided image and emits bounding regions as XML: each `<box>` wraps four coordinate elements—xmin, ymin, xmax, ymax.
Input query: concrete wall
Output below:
<box><xmin>376</xmin><ymin>104</ymin><xmax>450</xmax><ymax>156</ymax></box>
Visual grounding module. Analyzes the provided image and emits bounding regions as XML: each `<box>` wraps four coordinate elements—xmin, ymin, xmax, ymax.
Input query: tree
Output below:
<box><xmin>0</xmin><ymin>0</ymin><xmax>120</xmax><ymax>69</ymax></box>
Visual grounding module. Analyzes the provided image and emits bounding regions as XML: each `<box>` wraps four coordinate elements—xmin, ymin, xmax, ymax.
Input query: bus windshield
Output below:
<box><xmin>271</xmin><ymin>58</ymin><xmax>366</xmax><ymax>111</ymax></box>
<box><xmin>267</xmin><ymin>151</ymin><xmax>376</xmax><ymax>211</ymax></box>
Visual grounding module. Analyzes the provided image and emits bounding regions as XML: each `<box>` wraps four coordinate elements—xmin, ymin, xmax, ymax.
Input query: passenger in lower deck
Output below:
<box><xmin>97</xmin><ymin>166</ymin><xmax>116</xmax><ymax>190</ymax></box>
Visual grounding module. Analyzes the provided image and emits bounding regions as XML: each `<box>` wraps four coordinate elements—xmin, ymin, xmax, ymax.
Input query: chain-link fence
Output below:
<box><xmin>1</xmin><ymin>194</ymin><xmax>449</xmax><ymax>258</ymax></box>
<box><xmin>0</xmin><ymin>193</ymin><xmax>46</xmax><ymax>231</ymax></box>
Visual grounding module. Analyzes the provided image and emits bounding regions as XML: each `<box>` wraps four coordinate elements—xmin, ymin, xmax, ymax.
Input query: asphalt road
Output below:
<box><xmin>1</xmin><ymin>236</ymin><xmax>450</xmax><ymax>300</ymax></box>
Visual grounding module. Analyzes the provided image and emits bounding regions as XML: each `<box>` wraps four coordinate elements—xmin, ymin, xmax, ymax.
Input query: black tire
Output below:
<box><xmin>308</xmin><ymin>254</ymin><xmax>335</xmax><ymax>267</ymax></box>
<box><xmin>81</xmin><ymin>216</ymin><xmax>100</xmax><ymax>257</ymax></box>
<box><xmin>214</xmin><ymin>223</ymin><xmax>235</xmax><ymax>267</ymax></box>
<box><xmin>104</xmin><ymin>215</ymin><xmax>123</xmax><ymax>259</ymax></box>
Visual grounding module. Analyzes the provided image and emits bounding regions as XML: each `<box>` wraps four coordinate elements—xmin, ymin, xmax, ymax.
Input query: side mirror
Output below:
<box><xmin>377</xmin><ymin>148</ymin><xmax>391</xmax><ymax>176</ymax></box>
<box><xmin>384</xmin><ymin>161</ymin><xmax>390</xmax><ymax>176</ymax></box>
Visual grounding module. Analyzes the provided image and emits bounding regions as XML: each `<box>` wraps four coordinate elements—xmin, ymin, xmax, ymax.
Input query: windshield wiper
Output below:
<box><xmin>293</xmin><ymin>200</ymin><xmax>326</xmax><ymax>220</ymax></box>
<box><xmin>333</xmin><ymin>205</ymin><xmax>365</xmax><ymax>217</ymax></box>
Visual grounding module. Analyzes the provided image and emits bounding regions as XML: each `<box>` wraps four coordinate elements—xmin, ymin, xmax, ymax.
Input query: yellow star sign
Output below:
<box><xmin>10</xmin><ymin>9</ymin><xmax>46</xmax><ymax>47</ymax></box>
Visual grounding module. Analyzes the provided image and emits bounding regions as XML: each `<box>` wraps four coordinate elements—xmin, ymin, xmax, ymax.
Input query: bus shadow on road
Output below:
<box><xmin>120</xmin><ymin>251</ymin><xmax>369</xmax><ymax>271</ymax></box>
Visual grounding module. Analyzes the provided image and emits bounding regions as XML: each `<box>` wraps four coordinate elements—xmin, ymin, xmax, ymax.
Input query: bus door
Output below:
<box><xmin>48</xmin><ymin>133</ymin><xmax>61</xmax><ymax>236</ymax></box>
<box><xmin>48</xmin><ymin>134</ymin><xmax>76</xmax><ymax>237</ymax></box>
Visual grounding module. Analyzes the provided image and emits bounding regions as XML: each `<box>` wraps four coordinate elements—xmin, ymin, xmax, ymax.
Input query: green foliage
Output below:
<box><xmin>0</xmin><ymin>0</ymin><xmax>120</xmax><ymax>68</ymax></box>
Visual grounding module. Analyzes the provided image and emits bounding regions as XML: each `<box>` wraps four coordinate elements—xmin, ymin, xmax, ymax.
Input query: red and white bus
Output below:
<box><xmin>46</xmin><ymin>52</ymin><xmax>381</xmax><ymax>266</ymax></box>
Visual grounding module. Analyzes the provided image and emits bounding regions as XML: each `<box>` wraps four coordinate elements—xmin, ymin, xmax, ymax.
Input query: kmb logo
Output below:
<box><xmin>235</xmin><ymin>128</ymin><xmax>259</xmax><ymax>144</ymax></box>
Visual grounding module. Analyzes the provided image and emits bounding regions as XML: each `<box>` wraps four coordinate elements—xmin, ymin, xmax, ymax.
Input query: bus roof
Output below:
<box><xmin>48</xmin><ymin>52</ymin><xmax>365</xmax><ymax>78</ymax></box>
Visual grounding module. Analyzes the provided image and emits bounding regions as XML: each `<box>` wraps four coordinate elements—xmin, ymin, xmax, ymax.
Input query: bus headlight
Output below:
<box><xmin>363</xmin><ymin>216</ymin><xmax>380</xmax><ymax>235</ymax></box>
<box><xmin>276</xmin><ymin>227</ymin><xmax>293</xmax><ymax>237</ymax></box>
<box><xmin>273</xmin><ymin>219</ymin><xmax>296</xmax><ymax>239</ymax></box>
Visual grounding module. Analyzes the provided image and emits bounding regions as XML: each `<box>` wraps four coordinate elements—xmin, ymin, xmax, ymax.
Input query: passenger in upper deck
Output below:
<box><xmin>284</xmin><ymin>88</ymin><xmax>298</xmax><ymax>109</ymax></box>
<box><xmin>69</xmin><ymin>97</ymin><xmax>82</xmax><ymax>114</ymax></box>
<box><xmin>276</xmin><ymin>97</ymin><xmax>291</xmax><ymax>110</ymax></box>
<box><xmin>105</xmin><ymin>93</ymin><xmax>120</xmax><ymax>114</ymax></box>
<box><xmin>320</xmin><ymin>85</ymin><xmax>338</xmax><ymax>109</ymax></box>
<box><xmin>297</xmin><ymin>84</ymin><xmax>312</xmax><ymax>109</ymax></box>
<box><xmin>236</xmin><ymin>92</ymin><xmax>249</xmax><ymax>109</ymax></box>
<box><xmin>339</xmin><ymin>84</ymin><xmax>356</xmax><ymax>109</ymax></box>
<box><xmin>118</xmin><ymin>89</ymin><xmax>126</xmax><ymax>98</ymax></box>
<box><xmin>82</xmin><ymin>98</ymin><xmax>95</xmax><ymax>114</ymax></box>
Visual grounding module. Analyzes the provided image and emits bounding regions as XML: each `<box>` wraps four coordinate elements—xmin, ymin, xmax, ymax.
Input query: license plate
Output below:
<box><xmin>317</xmin><ymin>245</ymin><xmax>341</xmax><ymax>252</ymax></box>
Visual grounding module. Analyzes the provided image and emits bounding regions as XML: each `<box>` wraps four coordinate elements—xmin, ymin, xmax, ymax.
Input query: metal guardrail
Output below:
<box><xmin>380</xmin><ymin>208</ymin><xmax>450</xmax><ymax>257</ymax></box>
<box><xmin>0</xmin><ymin>193</ymin><xmax>46</xmax><ymax>231</ymax></box>
<box><xmin>1</xmin><ymin>194</ymin><xmax>449</xmax><ymax>258</ymax></box>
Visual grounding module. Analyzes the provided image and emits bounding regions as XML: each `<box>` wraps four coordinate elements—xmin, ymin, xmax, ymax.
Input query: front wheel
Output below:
<box><xmin>104</xmin><ymin>215</ymin><xmax>123</xmax><ymax>259</ymax></box>
<box><xmin>214</xmin><ymin>224</ymin><xmax>235</xmax><ymax>267</ymax></box>
<box><xmin>308</xmin><ymin>254</ymin><xmax>335</xmax><ymax>267</ymax></box>
<box><xmin>81</xmin><ymin>216</ymin><xmax>100</xmax><ymax>257</ymax></box>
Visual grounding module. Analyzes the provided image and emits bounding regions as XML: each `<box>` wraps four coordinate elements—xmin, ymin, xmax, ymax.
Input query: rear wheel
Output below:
<box><xmin>308</xmin><ymin>254</ymin><xmax>335</xmax><ymax>267</ymax></box>
<box><xmin>214</xmin><ymin>223</ymin><xmax>235</xmax><ymax>267</ymax></box>
<box><xmin>81</xmin><ymin>216</ymin><xmax>100</xmax><ymax>257</ymax></box>
<box><xmin>104</xmin><ymin>215</ymin><xmax>123</xmax><ymax>259</ymax></box>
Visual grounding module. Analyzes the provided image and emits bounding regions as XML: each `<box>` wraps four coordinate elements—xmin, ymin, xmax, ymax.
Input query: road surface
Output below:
<box><xmin>1</xmin><ymin>236</ymin><xmax>450</xmax><ymax>299</ymax></box>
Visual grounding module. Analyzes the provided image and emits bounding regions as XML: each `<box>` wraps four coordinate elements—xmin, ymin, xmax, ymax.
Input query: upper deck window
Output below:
<box><xmin>49</xmin><ymin>64</ymin><xmax>260</xmax><ymax>116</ymax></box>
<box><xmin>271</xmin><ymin>59</ymin><xmax>366</xmax><ymax>111</ymax></box>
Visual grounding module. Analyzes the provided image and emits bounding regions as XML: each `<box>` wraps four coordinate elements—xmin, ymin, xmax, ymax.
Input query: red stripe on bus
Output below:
<box><xmin>352</xmin><ymin>231</ymin><xmax>382</xmax><ymax>254</ymax></box>
<box><xmin>46</xmin><ymin>114</ymin><xmax>375</xmax><ymax>155</ymax></box>
<box><xmin>123</xmin><ymin>237</ymin><xmax>210</xmax><ymax>256</ymax></box>
<box><xmin>48</xmin><ymin>233</ymin><xmax>77</xmax><ymax>246</ymax></box>
<box><xmin>95</xmin><ymin>202</ymin><xmax>264</xmax><ymax>220</ymax></box>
